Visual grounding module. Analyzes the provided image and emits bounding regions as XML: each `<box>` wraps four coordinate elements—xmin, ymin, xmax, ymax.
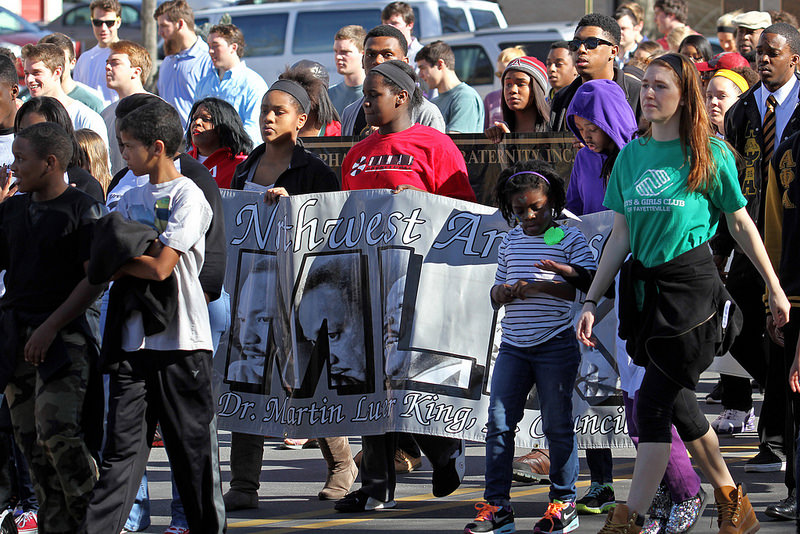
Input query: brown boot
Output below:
<box><xmin>318</xmin><ymin>436</ymin><xmax>358</xmax><ymax>500</ymax></box>
<box><xmin>715</xmin><ymin>484</ymin><xmax>760</xmax><ymax>534</ymax></box>
<box><xmin>597</xmin><ymin>503</ymin><xmax>642</xmax><ymax>534</ymax></box>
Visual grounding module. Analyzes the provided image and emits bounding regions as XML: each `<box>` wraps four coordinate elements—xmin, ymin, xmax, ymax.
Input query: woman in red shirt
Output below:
<box><xmin>335</xmin><ymin>59</ymin><xmax>474</xmax><ymax>514</ymax></box>
<box><xmin>342</xmin><ymin>60</ymin><xmax>475</xmax><ymax>201</ymax></box>
<box><xmin>186</xmin><ymin>97</ymin><xmax>252</xmax><ymax>189</ymax></box>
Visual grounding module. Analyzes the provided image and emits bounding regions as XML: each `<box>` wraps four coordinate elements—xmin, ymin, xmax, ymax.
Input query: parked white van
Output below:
<box><xmin>194</xmin><ymin>0</ymin><xmax>506</xmax><ymax>84</ymax></box>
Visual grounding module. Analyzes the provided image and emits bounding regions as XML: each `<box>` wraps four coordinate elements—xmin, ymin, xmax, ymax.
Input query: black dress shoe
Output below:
<box><xmin>765</xmin><ymin>489</ymin><xmax>797</xmax><ymax>521</ymax></box>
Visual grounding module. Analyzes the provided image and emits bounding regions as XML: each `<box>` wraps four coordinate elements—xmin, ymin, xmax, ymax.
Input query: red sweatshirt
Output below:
<box><xmin>342</xmin><ymin>124</ymin><xmax>475</xmax><ymax>202</ymax></box>
<box><xmin>188</xmin><ymin>146</ymin><xmax>248</xmax><ymax>189</ymax></box>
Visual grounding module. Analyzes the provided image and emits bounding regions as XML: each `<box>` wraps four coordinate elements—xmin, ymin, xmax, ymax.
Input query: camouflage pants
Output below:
<box><xmin>4</xmin><ymin>328</ymin><xmax>98</xmax><ymax>534</ymax></box>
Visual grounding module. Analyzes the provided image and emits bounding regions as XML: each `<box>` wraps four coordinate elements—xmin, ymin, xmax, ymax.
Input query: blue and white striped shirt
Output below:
<box><xmin>495</xmin><ymin>224</ymin><xmax>596</xmax><ymax>347</ymax></box>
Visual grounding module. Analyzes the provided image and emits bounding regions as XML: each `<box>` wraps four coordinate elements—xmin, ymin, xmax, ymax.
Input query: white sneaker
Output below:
<box><xmin>711</xmin><ymin>408</ymin><xmax>755</xmax><ymax>434</ymax></box>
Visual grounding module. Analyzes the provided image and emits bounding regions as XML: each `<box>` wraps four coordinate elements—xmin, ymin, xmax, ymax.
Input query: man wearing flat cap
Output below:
<box><xmin>734</xmin><ymin>11</ymin><xmax>772</xmax><ymax>68</ymax></box>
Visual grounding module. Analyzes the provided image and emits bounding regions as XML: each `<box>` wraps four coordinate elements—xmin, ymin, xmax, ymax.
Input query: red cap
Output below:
<box><xmin>695</xmin><ymin>52</ymin><xmax>750</xmax><ymax>72</ymax></box>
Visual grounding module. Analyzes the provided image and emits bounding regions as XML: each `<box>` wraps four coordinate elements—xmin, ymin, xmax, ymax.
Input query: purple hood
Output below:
<box><xmin>566</xmin><ymin>79</ymin><xmax>637</xmax><ymax>150</ymax></box>
<box><xmin>564</xmin><ymin>79</ymin><xmax>637</xmax><ymax>216</ymax></box>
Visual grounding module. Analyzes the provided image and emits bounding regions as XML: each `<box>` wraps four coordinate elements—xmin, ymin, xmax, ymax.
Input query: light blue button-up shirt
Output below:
<box><xmin>194</xmin><ymin>60</ymin><xmax>269</xmax><ymax>145</ymax></box>
<box><xmin>158</xmin><ymin>37</ymin><xmax>214</xmax><ymax>128</ymax></box>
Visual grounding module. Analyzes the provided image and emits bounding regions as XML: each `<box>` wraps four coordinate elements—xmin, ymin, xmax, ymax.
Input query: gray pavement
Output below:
<box><xmin>134</xmin><ymin>372</ymin><xmax>796</xmax><ymax>533</ymax></box>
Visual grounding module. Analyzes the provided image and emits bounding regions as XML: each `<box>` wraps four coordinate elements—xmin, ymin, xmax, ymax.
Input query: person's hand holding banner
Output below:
<box><xmin>484</xmin><ymin>121</ymin><xmax>511</xmax><ymax>144</ymax></box>
<box><xmin>263</xmin><ymin>187</ymin><xmax>289</xmax><ymax>205</ymax></box>
<box><xmin>392</xmin><ymin>184</ymin><xmax>426</xmax><ymax>194</ymax></box>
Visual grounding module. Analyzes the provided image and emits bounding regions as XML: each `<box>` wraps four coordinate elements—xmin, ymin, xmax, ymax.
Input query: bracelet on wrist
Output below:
<box><xmin>584</xmin><ymin>299</ymin><xmax>598</xmax><ymax>307</ymax></box>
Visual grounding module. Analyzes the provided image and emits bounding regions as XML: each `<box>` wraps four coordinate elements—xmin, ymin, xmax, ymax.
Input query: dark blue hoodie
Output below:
<box><xmin>565</xmin><ymin>79</ymin><xmax>638</xmax><ymax>215</ymax></box>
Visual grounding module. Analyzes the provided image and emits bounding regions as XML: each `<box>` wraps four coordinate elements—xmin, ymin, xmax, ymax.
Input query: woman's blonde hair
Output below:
<box><xmin>75</xmin><ymin>129</ymin><xmax>111</xmax><ymax>195</ymax></box>
<box><xmin>497</xmin><ymin>46</ymin><xmax>526</xmax><ymax>65</ymax></box>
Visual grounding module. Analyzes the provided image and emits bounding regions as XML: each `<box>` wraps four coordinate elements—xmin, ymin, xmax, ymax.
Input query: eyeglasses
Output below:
<box><xmin>92</xmin><ymin>18</ymin><xmax>117</xmax><ymax>27</ymax></box>
<box><xmin>568</xmin><ymin>37</ymin><xmax>614</xmax><ymax>52</ymax></box>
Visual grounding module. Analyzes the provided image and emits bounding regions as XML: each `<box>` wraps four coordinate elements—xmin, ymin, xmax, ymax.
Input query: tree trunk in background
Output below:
<box><xmin>141</xmin><ymin>0</ymin><xmax>157</xmax><ymax>89</ymax></box>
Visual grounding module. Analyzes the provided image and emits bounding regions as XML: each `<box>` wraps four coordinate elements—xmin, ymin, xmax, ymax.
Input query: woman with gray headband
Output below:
<box><xmin>224</xmin><ymin>77</ymin><xmax>342</xmax><ymax>512</ymax></box>
<box><xmin>341</xmin><ymin>59</ymin><xmax>475</xmax><ymax>201</ymax></box>
<box><xmin>334</xmin><ymin>59</ymin><xmax>475</xmax><ymax>514</ymax></box>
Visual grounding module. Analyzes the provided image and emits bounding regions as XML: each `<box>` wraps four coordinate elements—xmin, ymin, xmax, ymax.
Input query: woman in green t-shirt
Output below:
<box><xmin>576</xmin><ymin>53</ymin><xmax>790</xmax><ymax>534</ymax></box>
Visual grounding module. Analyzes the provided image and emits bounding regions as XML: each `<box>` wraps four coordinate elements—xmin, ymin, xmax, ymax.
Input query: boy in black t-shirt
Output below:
<box><xmin>2</xmin><ymin>122</ymin><xmax>106</xmax><ymax>534</ymax></box>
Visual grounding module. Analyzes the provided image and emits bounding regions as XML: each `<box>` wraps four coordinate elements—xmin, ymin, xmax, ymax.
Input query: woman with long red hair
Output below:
<box><xmin>577</xmin><ymin>53</ymin><xmax>789</xmax><ymax>534</ymax></box>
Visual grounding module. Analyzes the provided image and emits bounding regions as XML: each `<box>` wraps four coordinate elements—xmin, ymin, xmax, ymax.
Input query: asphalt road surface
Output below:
<box><xmin>133</xmin><ymin>372</ymin><xmax>797</xmax><ymax>533</ymax></box>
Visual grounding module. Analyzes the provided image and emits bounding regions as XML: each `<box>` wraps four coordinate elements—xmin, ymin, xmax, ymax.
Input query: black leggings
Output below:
<box><xmin>636</xmin><ymin>362</ymin><xmax>710</xmax><ymax>443</ymax></box>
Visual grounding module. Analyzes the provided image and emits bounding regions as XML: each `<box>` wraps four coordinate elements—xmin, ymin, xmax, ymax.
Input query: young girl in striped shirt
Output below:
<box><xmin>465</xmin><ymin>160</ymin><xmax>596</xmax><ymax>534</ymax></box>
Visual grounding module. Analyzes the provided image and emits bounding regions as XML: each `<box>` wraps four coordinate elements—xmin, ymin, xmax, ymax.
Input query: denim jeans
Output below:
<box><xmin>123</xmin><ymin>473</ymin><xmax>149</xmax><ymax>531</ymax></box>
<box><xmin>484</xmin><ymin>331</ymin><xmax>581</xmax><ymax>505</ymax></box>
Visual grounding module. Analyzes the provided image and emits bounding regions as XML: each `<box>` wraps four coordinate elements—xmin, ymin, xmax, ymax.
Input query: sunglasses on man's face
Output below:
<box><xmin>92</xmin><ymin>18</ymin><xmax>117</xmax><ymax>28</ymax></box>
<box><xmin>568</xmin><ymin>37</ymin><xmax>614</xmax><ymax>52</ymax></box>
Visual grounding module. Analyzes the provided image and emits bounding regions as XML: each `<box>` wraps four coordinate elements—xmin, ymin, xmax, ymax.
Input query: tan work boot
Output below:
<box><xmin>597</xmin><ymin>503</ymin><xmax>643</xmax><ymax>534</ymax></box>
<box><xmin>715</xmin><ymin>484</ymin><xmax>760</xmax><ymax>534</ymax></box>
<box><xmin>318</xmin><ymin>436</ymin><xmax>358</xmax><ymax>500</ymax></box>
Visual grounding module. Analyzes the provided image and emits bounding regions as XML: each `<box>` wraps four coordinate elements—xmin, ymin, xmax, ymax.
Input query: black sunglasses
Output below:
<box><xmin>568</xmin><ymin>37</ymin><xmax>614</xmax><ymax>52</ymax></box>
<box><xmin>91</xmin><ymin>18</ymin><xmax>117</xmax><ymax>27</ymax></box>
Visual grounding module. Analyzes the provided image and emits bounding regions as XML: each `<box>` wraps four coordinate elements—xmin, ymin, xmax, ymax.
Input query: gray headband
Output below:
<box><xmin>371</xmin><ymin>62</ymin><xmax>416</xmax><ymax>97</ymax></box>
<box><xmin>657</xmin><ymin>53</ymin><xmax>684</xmax><ymax>81</ymax></box>
<box><xmin>267</xmin><ymin>79</ymin><xmax>311</xmax><ymax>114</ymax></box>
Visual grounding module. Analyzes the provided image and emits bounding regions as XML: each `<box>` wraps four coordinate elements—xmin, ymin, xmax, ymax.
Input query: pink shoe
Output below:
<box><xmin>15</xmin><ymin>510</ymin><xmax>37</xmax><ymax>534</ymax></box>
<box><xmin>164</xmin><ymin>526</ymin><xmax>190</xmax><ymax>534</ymax></box>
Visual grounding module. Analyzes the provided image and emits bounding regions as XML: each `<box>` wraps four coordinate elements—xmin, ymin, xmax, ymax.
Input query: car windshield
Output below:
<box><xmin>0</xmin><ymin>8</ymin><xmax>39</xmax><ymax>35</ymax></box>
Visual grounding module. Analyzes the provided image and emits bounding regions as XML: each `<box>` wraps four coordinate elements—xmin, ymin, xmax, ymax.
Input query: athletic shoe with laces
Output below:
<box><xmin>745</xmin><ymin>448</ymin><xmax>785</xmax><ymax>472</ymax></box>
<box><xmin>532</xmin><ymin>500</ymin><xmax>579</xmax><ymax>534</ymax></box>
<box><xmin>463</xmin><ymin>502</ymin><xmax>515</xmax><ymax>534</ymax></box>
<box><xmin>0</xmin><ymin>510</ymin><xmax>16</xmax><ymax>534</ymax></box>
<box><xmin>511</xmin><ymin>448</ymin><xmax>550</xmax><ymax>483</ymax></box>
<box><xmin>15</xmin><ymin>510</ymin><xmax>37</xmax><ymax>534</ymax></box>
<box><xmin>711</xmin><ymin>408</ymin><xmax>755</xmax><ymax>434</ymax></box>
<box><xmin>576</xmin><ymin>482</ymin><xmax>616</xmax><ymax>514</ymax></box>
<box><xmin>164</xmin><ymin>527</ymin><xmax>190</xmax><ymax>534</ymax></box>
<box><xmin>334</xmin><ymin>490</ymin><xmax>396</xmax><ymax>512</ymax></box>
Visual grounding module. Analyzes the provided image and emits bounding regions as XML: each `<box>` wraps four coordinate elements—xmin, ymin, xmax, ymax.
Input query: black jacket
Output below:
<box><xmin>89</xmin><ymin>212</ymin><xmax>178</xmax><ymax>369</ymax></box>
<box><xmin>619</xmin><ymin>245</ymin><xmax>742</xmax><ymax>390</ymax></box>
<box><xmin>230</xmin><ymin>142</ymin><xmax>340</xmax><ymax>194</ymax></box>
<box><xmin>717</xmin><ymin>75</ymin><xmax>800</xmax><ymax>256</ymax></box>
<box><xmin>763</xmin><ymin>129</ymin><xmax>800</xmax><ymax>310</ymax></box>
<box><xmin>550</xmin><ymin>67</ymin><xmax>643</xmax><ymax>132</ymax></box>
<box><xmin>67</xmin><ymin>166</ymin><xmax>104</xmax><ymax>203</ymax></box>
<box><xmin>109</xmin><ymin>153</ymin><xmax>226</xmax><ymax>301</ymax></box>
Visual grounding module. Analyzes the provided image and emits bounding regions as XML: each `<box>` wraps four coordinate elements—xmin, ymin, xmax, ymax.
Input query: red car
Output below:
<box><xmin>0</xmin><ymin>6</ymin><xmax>49</xmax><ymax>85</ymax></box>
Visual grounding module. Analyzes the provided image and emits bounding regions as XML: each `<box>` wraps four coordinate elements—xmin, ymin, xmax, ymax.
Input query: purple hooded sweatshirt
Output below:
<box><xmin>565</xmin><ymin>79</ymin><xmax>638</xmax><ymax>215</ymax></box>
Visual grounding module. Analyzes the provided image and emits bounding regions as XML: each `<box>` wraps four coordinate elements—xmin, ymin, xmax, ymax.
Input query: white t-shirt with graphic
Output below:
<box><xmin>116</xmin><ymin>176</ymin><xmax>213</xmax><ymax>352</ymax></box>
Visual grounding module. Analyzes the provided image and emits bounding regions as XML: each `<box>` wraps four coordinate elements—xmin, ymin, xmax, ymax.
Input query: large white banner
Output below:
<box><xmin>214</xmin><ymin>189</ymin><xmax>631</xmax><ymax>449</ymax></box>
